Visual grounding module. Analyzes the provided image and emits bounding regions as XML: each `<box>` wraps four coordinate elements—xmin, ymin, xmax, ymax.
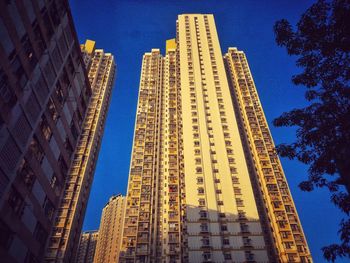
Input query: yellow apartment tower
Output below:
<box><xmin>45</xmin><ymin>40</ymin><xmax>116</xmax><ymax>262</ymax></box>
<box><xmin>94</xmin><ymin>195</ymin><xmax>126</xmax><ymax>263</ymax></box>
<box><xmin>120</xmin><ymin>15</ymin><xmax>312</xmax><ymax>263</ymax></box>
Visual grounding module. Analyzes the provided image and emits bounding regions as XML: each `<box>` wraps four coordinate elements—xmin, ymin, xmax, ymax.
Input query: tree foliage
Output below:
<box><xmin>273</xmin><ymin>0</ymin><xmax>350</xmax><ymax>261</ymax></box>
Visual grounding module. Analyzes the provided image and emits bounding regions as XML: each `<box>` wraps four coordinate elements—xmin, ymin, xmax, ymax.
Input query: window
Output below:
<box><xmin>11</xmin><ymin>55</ymin><xmax>27</xmax><ymax>88</ymax></box>
<box><xmin>33</xmin><ymin>22</ymin><xmax>45</xmax><ymax>55</ymax></box>
<box><xmin>0</xmin><ymin>220</ymin><xmax>13</xmax><ymax>249</ymax></box>
<box><xmin>21</xmin><ymin>35</ymin><xmax>37</xmax><ymax>69</ymax></box>
<box><xmin>203</xmin><ymin>252</ymin><xmax>211</xmax><ymax>261</ymax></box>
<box><xmin>217</xmin><ymin>201</ymin><xmax>224</xmax><ymax>206</ymax></box>
<box><xmin>224</xmin><ymin>253</ymin><xmax>232</xmax><ymax>260</ymax></box>
<box><xmin>198</xmin><ymin>199</ymin><xmax>205</xmax><ymax>206</ymax></box>
<box><xmin>236</xmin><ymin>198</ymin><xmax>244</xmax><ymax>207</ymax></box>
<box><xmin>50</xmin><ymin>174</ymin><xmax>60</xmax><ymax>194</ymax></box>
<box><xmin>29</xmin><ymin>136</ymin><xmax>44</xmax><ymax>163</ymax></box>
<box><xmin>245</xmin><ymin>251</ymin><xmax>254</xmax><ymax>261</ymax></box>
<box><xmin>234</xmin><ymin>187</ymin><xmax>242</xmax><ymax>195</ymax></box>
<box><xmin>232</xmin><ymin>176</ymin><xmax>239</xmax><ymax>184</ymax></box>
<box><xmin>243</xmin><ymin>237</ymin><xmax>252</xmax><ymax>246</ymax></box>
<box><xmin>55</xmin><ymin>82</ymin><xmax>65</xmax><ymax>105</ymax></box>
<box><xmin>34</xmin><ymin>222</ymin><xmax>48</xmax><ymax>245</ymax></box>
<box><xmin>196</xmin><ymin>167</ymin><xmax>202</xmax><ymax>173</ymax></box>
<box><xmin>42</xmin><ymin>11</ymin><xmax>54</xmax><ymax>40</ymax></box>
<box><xmin>0</xmin><ymin>68</ymin><xmax>15</xmax><ymax>106</ymax></box>
<box><xmin>221</xmin><ymin>225</ymin><xmax>228</xmax><ymax>231</ymax></box>
<box><xmin>198</xmin><ymin>187</ymin><xmax>204</xmax><ymax>195</ymax></box>
<box><xmin>240</xmin><ymin>223</ymin><xmax>249</xmax><ymax>233</ymax></box>
<box><xmin>219</xmin><ymin>212</ymin><xmax>226</xmax><ymax>218</ymax></box>
<box><xmin>199</xmin><ymin>210</ymin><xmax>207</xmax><ymax>219</ymax></box>
<box><xmin>230</xmin><ymin>167</ymin><xmax>237</xmax><ymax>174</ymax></box>
<box><xmin>202</xmin><ymin>237</ymin><xmax>210</xmax><ymax>246</ymax></box>
<box><xmin>40</xmin><ymin>116</ymin><xmax>52</xmax><ymax>141</ymax></box>
<box><xmin>197</xmin><ymin>177</ymin><xmax>203</xmax><ymax>184</ymax></box>
<box><xmin>216</xmin><ymin>189</ymin><xmax>222</xmax><ymax>194</ymax></box>
<box><xmin>70</xmin><ymin>121</ymin><xmax>78</xmax><ymax>140</ymax></box>
<box><xmin>58</xmin><ymin>156</ymin><xmax>68</xmax><ymax>178</ymax></box>
<box><xmin>64</xmin><ymin>138</ymin><xmax>73</xmax><ymax>157</ymax></box>
<box><xmin>284</xmin><ymin>242</ymin><xmax>294</xmax><ymax>249</ymax></box>
<box><xmin>222</xmin><ymin>238</ymin><xmax>230</xmax><ymax>245</ymax></box>
<box><xmin>8</xmin><ymin>187</ymin><xmax>24</xmax><ymax>216</ymax></box>
<box><xmin>43</xmin><ymin>197</ymin><xmax>55</xmax><ymax>221</ymax></box>
<box><xmin>17</xmin><ymin>159</ymin><xmax>35</xmax><ymax>190</ymax></box>
<box><xmin>200</xmin><ymin>223</ymin><xmax>208</xmax><ymax>232</ymax></box>
<box><xmin>238</xmin><ymin>210</ymin><xmax>246</xmax><ymax>220</ymax></box>
<box><xmin>47</xmin><ymin>98</ymin><xmax>59</xmax><ymax>123</ymax></box>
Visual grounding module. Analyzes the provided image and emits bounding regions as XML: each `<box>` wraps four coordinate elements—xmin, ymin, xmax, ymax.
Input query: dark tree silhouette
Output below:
<box><xmin>273</xmin><ymin>0</ymin><xmax>350</xmax><ymax>261</ymax></box>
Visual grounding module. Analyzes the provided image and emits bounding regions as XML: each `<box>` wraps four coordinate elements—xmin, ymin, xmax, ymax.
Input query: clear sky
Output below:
<box><xmin>70</xmin><ymin>0</ymin><xmax>345</xmax><ymax>262</ymax></box>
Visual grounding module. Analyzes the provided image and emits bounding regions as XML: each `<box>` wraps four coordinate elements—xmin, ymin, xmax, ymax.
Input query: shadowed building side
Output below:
<box><xmin>0</xmin><ymin>1</ymin><xmax>92</xmax><ymax>262</ymax></box>
<box><xmin>44</xmin><ymin>40</ymin><xmax>116</xmax><ymax>262</ymax></box>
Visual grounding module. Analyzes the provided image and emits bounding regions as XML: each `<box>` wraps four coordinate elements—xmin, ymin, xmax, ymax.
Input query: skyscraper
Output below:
<box><xmin>94</xmin><ymin>195</ymin><xmax>126</xmax><ymax>263</ymax></box>
<box><xmin>44</xmin><ymin>40</ymin><xmax>116</xmax><ymax>262</ymax></box>
<box><xmin>224</xmin><ymin>48</ymin><xmax>312</xmax><ymax>262</ymax></box>
<box><xmin>75</xmin><ymin>230</ymin><xmax>99</xmax><ymax>263</ymax></box>
<box><xmin>120</xmin><ymin>14</ymin><xmax>312</xmax><ymax>263</ymax></box>
<box><xmin>0</xmin><ymin>1</ymin><xmax>91</xmax><ymax>262</ymax></box>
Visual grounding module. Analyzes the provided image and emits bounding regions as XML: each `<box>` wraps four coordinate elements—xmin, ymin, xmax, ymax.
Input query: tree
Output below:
<box><xmin>273</xmin><ymin>0</ymin><xmax>350</xmax><ymax>261</ymax></box>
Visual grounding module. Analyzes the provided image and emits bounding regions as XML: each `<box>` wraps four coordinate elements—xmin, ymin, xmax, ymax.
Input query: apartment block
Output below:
<box><xmin>0</xmin><ymin>1</ymin><xmax>91</xmax><ymax>262</ymax></box>
<box><xmin>45</xmin><ymin>40</ymin><xmax>116</xmax><ymax>262</ymax></box>
<box><xmin>224</xmin><ymin>48</ymin><xmax>312</xmax><ymax>262</ymax></box>
<box><xmin>75</xmin><ymin>231</ymin><xmax>98</xmax><ymax>263</ymax></box>
<box><xmin>94</xmin><ymin>195</ymin><xmax>126</xmax><ymax>263</ymax></box>
<box><xmin>120</xmin><ymin>14</ymin><xmax>312</xmax><ymax>263</ymax></box>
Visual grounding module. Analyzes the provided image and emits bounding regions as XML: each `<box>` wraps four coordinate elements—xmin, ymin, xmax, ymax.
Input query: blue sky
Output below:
<box><xmin>70</xmin><ymin>0</ymin><xmax>345</xmax><ymax>261</ymax></box>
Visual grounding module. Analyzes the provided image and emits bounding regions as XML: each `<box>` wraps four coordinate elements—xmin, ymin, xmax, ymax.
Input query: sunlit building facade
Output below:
<box><xmin>94</xmin><ymin>194</ymin><xmax>126</xmax><ymax>263</ymax></box>
<box><xmin>75</xmin><ymin>230</ymin><xmax>98</xmax><ymax>263</ymax></box>
<box><xmin>120</xmin><ymin>14</ymin><xmax>312</xmax><ymax>263</ymax></box>
<box><xmin>224</xmin><ymin>48</ymin><xmax>312</xmax><ymax>262</ymax></box>
<box><xmin>44</xmin><ymin>40</ymin><xmax>116</xmax><ymax>262</ymax></box>
<box><xmin>0</xmin><ymin>1</ymin><xmax>91</xmax><ymax>262</ymax></box>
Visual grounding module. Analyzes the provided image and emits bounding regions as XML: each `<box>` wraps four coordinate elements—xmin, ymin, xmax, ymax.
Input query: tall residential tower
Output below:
<box><xmin>0</xmin><ymin>1</ymin><xmax>91</xmax><ymax>262</ymax></box>
<box><xmin>120</xmin><ymin>14</ymin><xmax>312</xmax><ymax>263</ymax></box>
<box><xmin>75</xmin><ymin>230</ymin><xmax>99</xmax><ymax>263</ymax></box>
<box><xmin>94</xmin><ymin>195</ymin><xmax>126</xmax><ymax>263</ymax></box>
<box><xmin>44</xmin><ymin>40</ymin><xmax>116</xmax><ymax>262</ymax></box>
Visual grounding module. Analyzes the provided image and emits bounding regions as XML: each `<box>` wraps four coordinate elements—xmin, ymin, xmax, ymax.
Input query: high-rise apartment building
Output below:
<box><xmin>44</xmin><ymin>40</ymin><xmax>116</xmax><ymax>262</ymax></box>
<box><xmin>0</xmin><ymin>1</ymin><xmax>91</xmax><ymax>262</ymax></box>
<box><xmin>120</xmin><ymin>14</ymin><xmax>312</xmax><ymax>263</ymax></box>
<box><xmin>224</xmin><ymin>48</ymin><xmax>312</xmax><ymax>262</ymax></box>
<box><xmin>75</xmin><ymin>230</ymin><xmax>98</xmax><ymax>263</ymax></box>
<box><xmin>94</xmin><ymin>194</ymin><xmax>126</xmax><ymax>263</ymax></box>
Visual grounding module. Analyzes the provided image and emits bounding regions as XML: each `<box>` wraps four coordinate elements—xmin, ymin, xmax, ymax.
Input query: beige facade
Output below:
<box><xmin>120</xmin><ymin>14</ymin><xmax>312</xmax><ymax>263</ymax></box>
<box><xmin>178</xmin><ymin>14</ymin><xmax>269</xmax><ymax>263</ymax></box>
<box><xmin>224</xmin><ymin>48</ymin><xmax>312</xmax><ymax>262</ymax></box>
<box><xmin>94</xmin><ymin>195</ymin><xmax>126</xmax><ymax>263</ymax></box>
<box><xmin>45</xmin><ymin>41</ymin><xmax>116</xmax><ymax>262</ymax></box>
<box><xmin>76</xmin><ymin>231</ymin><xmax>99</xmax><ymax>263</ymax></box>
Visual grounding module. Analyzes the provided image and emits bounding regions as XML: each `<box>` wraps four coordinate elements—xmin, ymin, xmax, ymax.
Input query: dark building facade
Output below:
<box><xmin>0</xmin><ymin>0</ymin><xmax>91</xmax><ymax>262</ymax></box>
